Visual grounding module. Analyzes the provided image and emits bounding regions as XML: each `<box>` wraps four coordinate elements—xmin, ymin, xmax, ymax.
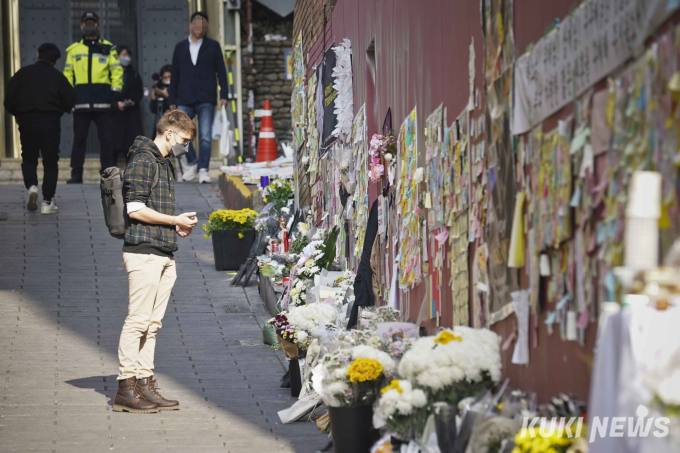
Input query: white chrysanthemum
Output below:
<box><xmin>374</xmin><ymin>379</ymin><xmax>428</xmax><ymax>428</ymax></box>
<box><xmin>398</xmin><ymin>326</ymin><xmax>501</xmax><ymax>392</ymax></box>
<box><xmin>287</xmin><ymin>302</ymin><xmax>338</xmax><ymax>333</ymax></box>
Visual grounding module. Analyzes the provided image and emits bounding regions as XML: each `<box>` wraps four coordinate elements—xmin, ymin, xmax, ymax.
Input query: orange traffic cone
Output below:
<box><xmin>255</xmin><ymin>100</ymin><xmax>277</xmax><ymax>162</ymax></box>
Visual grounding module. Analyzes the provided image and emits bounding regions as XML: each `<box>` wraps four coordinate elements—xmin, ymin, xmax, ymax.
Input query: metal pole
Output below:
<box><xmin>235</xmin><ymin>7</ymin><xmax>244</xmax><ymax>159</ymax></box>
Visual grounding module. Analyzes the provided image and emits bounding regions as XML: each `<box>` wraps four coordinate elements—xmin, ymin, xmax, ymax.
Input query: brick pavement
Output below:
<box><xmin>0</xmin><ymin>183</ymin><xmax>326</xmax><ymax>453</ymax></box>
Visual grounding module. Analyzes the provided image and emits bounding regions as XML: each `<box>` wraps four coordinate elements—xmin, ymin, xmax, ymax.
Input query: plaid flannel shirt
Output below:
<box><xmin>123</xmin><ymin>136</ymin><xmax>177</xmax><ymax>254</ymax></box>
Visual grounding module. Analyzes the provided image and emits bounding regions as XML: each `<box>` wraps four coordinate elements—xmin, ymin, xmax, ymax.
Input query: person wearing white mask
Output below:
<box><xmin>113</xmin><ymin>45</ymin><xmax>144</xmax><ymax>164</ymax></box>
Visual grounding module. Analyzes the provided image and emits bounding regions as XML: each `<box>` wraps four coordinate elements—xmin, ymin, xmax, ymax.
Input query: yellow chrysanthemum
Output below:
<box><xmin>434</xmin><ymin>330</ymin><xmax>462</xmax><ymax>345</ymax></box>
<box><xmin>347</xmin><ymin>358</ymin><xmax>383</xmax><ymax>383</ymax></box>
<box><xmin>380</xmin><ymin>379</ymin><xmax>404</xmax><ymax>395</ymax></box>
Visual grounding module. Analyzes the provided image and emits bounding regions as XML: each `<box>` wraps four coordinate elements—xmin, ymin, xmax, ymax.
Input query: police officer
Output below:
<box><xmin>63</xmin><ymin>11</ymin><xmax>123</xmax><ymax>183</ymax></box>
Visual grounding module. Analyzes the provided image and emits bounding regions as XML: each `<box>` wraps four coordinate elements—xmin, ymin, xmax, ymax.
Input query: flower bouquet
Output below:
<box><xmin>398</xmin><ymin>327</ymin><xmax>501</xmax><ymax>406</ymax></box>
<box><xmin>268</xmin><ymin>312</ymin><xmax>301</xmax><ymax>358</ymax></box>
<box><xmin>262</xmin><ymin>179</ymin><xmax>293</xmax><ymax>210</ymax></box>
<box><xmin>368</xmin><ymin>133</ymin><xmax>396</xmax><ymax>183</ymax></box>
<box><xmin>373</xmin><ymin>379</ymin><xmax>430</xmax><ymax>441</ymax></box>
<box><xmin>284</xmin><ymin>228</ymin><xmax>340</xmax><ymax>308</ymax></box>
<box><xmin>269</xmin><ymin>302</ymin><xmax>340</xmax><ymax>355</ymax></box>
<box><xmin>357</xmin><ymin>306</ymin><xmax>401</xmax><ymax>330</ymax></box>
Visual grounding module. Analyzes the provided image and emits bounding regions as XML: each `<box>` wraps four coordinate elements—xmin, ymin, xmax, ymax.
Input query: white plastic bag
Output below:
<box><xmin>212</xmin><ymin>106</ymin><xmax>233</xmax><ymax>157</ymax></box>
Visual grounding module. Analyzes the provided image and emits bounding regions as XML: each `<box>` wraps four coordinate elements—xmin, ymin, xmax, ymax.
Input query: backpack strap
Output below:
<box><xmin>131</xmin><ymin>149</ymin><xmax>163</xmax><ymax>202</ymax></box>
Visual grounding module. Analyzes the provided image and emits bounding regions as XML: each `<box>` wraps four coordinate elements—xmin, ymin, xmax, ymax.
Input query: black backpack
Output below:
<box><xmin>100</xmin><ymin>151</ymin><xmax>160</xmax><ymax>239</ymax></box>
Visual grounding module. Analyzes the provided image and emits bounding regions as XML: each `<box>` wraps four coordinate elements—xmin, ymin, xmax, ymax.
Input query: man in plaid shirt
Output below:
<box><xmin>114</xmin><ymin>110</ymin><xmax>198</xmax><ymax>413</ymax></box>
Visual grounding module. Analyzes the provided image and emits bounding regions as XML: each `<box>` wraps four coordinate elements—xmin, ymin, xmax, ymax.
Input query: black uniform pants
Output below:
<box><xmin>70</xmin><ymin>110</ymin><xmax>115</xmax><ymax>176</ymax></box>
<box><xmin>18</xmin><ymin>114</ymin><xmax>61</xmax><ymax>201</ymax></box>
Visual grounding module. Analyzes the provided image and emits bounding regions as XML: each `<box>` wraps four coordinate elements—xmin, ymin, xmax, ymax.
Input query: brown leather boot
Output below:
<box><xmin>112</xmin><ymin>377</ymin><xmax>159</xmax><ymax>413</ymax></box>
<box><xmin>137</xmin><ymin>376</ymin><xmax>179</xmax><ymax>410</ymax></box>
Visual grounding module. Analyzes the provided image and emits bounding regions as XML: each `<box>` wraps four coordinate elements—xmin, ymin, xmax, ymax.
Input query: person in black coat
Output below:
<box><xmin>4</xmin><ymin>42</ymin><xmax>75</xmax><ymax>214</ymax></box>
<box><xmin>113</xmin><ymin>46</ymin><xmax>144</xmax><ymax>163</ymax></box>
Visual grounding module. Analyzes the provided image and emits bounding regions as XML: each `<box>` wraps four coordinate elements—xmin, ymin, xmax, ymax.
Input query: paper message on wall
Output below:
<box><xmin>512</xmin><ymin>0</ymin><xmax>678</xmax><ymax>135</ymax></box>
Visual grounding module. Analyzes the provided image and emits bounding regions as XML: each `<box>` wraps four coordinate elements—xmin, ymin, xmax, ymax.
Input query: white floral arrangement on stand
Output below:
<box><xmin>398</xmin><ymin>326</ymin><xmax>501</xmax><ymax>405</ymax></box>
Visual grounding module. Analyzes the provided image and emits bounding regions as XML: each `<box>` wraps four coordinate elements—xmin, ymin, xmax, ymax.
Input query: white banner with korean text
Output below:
<box><xmin>512</xmin><ymin>0</ymin><xmax>679</xmax><ymax>135</ymax></box>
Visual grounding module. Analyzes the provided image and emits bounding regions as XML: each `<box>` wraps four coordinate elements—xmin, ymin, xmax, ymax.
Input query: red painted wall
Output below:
<box><xmin>301</xmin><ymin>0</ymin><xmax>612</xmax><ymax>402</ymax></box>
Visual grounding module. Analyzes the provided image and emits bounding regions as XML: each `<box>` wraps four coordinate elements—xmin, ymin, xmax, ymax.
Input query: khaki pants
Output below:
<box><xmin>117</xmin><ymin>252</ymin><xmax>176</xmax><ymax>380</ymax></box>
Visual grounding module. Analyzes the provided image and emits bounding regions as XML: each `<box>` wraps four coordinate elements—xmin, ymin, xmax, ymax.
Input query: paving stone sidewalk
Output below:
<box><xmin>0</xmin><ymin>184</ymin><xmax>326</xmax><ymax>453</ymax></box>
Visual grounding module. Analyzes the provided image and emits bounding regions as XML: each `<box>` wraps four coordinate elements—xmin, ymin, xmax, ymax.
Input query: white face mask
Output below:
<box><xmin>119</xmin><ymin>56</ymin><xmax>131</xmax><ymax>66</ymax></box>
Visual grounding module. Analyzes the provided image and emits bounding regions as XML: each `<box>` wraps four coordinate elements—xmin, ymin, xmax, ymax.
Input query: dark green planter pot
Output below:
<box><xmin>211</xmin><ymin>229</ymin><xmax>255</xmax><ymax>271</ymax></box>
<box><xmin>329</xmin><ymin>405</ymin><xmax>380</xmax><ymax>453</ymax></box>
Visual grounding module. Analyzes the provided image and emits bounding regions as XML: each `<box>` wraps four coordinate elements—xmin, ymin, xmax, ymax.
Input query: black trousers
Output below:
<box><xmin>18</xmin><ymin>114</ymin><xmax>61</xmax><ymax>201</ymax></box>
<box><xmin>70</xmin><ymin>110</ymin><xmax>116</xmax><ymax>176</ymax></box>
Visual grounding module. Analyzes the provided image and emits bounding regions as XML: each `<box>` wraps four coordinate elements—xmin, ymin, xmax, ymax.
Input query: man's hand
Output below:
<box><xmin>117</xmin><ymin>101</ymin><xmax>125</xmax><ymax>111</ymax></box>
<box><xmin>176</xmin><ymin>224</ymin><xmax>193</xmax><ymax>237</ymax></box>
<box><xmin>174</xmin><ymin>212</ymin><xmax>198</xmax><ymax>230</ymax></box>
<box><xmin>220</xmin><ymin>99</ymin><xmax>227</xmax><ymax>108</ymax></box>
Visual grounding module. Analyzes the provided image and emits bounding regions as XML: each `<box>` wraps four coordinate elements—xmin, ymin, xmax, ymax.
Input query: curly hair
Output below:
<box><xmin>156</xmin><ymin>109</ymin><xmax>196</xmax><ymax>138</ymax></box>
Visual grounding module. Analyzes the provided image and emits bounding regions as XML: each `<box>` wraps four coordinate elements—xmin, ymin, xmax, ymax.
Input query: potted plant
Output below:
<box><xmin>203</xmin><ymin>208</ymin><xmax>258</xmax><ymax>271</ymax></box>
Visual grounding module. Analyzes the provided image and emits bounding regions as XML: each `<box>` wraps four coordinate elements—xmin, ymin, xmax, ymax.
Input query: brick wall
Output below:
<box><xmin>292</xmin><ymin>0</ymin><xmax>335</xmax><ymax>72</ymax></box>
<box><xmin>242</xmin><ymin>2</ymin><xmax>294</xmax><ymax>158</ymax></box>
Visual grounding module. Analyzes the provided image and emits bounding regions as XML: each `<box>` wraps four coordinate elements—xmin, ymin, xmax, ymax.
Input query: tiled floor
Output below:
<box><xmin>0</xmin><ymin>183</ymin><xmax>326</xmax><ymax>453</ymax></box>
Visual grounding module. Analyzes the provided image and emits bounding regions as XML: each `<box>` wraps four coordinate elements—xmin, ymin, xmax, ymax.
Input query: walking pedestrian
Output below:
<box><xmin>113</xmin><ymin>45</ymin><xmax>144</xmax><ymax>163</ymax></box>
<box><xmin>114</xmin><ymin>109</ymin><xmax>198</xmax><ymax>413</ymax></box>
<box><xmin>169</xmin><ymin>11</ymin><xmax>228</xmax><ymax>183</ymax></box>
<box><xmin>148</xmin><ymin>64</ymin><xmax>173</xmax><ymax>135</ymax></box>
<box><xmin>4</xmin><ymin>43</ymin><xmax>75</xmax><ymax>214</ymax></box>
<box><xmin>63</xmin><ymin>11</ymin><xmax>123</xmax><ymax>183</ymax></box>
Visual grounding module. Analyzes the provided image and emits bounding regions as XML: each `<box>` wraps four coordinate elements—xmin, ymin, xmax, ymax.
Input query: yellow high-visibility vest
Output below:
<box><xmin>63</xmin><ymin>38</ymin><xmax>123</xmax><ymax>111</ymax></box>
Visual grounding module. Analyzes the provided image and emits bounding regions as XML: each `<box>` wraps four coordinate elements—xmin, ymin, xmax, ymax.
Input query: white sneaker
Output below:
<box><xmin>40</xmin><ymin>200</ymin><xmax>59</xmax><ymax>215</ymax></box>
<box><xmin>26</xmin><ymin>185</ymin><xmax>39</xmax><ymax>211</ymax></box>
<box><xmin>198</xmin><ymin>168</ymin><xmax>212</xmax><ymax>184</ymax></box>
<box><xmin>181</xmin><ymin>163</ymin><xmax>198</xmax><ymax>182</ymax></box>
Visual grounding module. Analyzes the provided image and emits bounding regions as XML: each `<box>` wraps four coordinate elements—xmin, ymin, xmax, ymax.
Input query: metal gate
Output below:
<box><xmin>18</xmin><ymin>0</ymin><xmax>188</xmax><ymax>156</ymax></box>
<box><xmin>136</xmin><ymin>0</ymin><xmax>189</xmax><ymax>137</ymax></box>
